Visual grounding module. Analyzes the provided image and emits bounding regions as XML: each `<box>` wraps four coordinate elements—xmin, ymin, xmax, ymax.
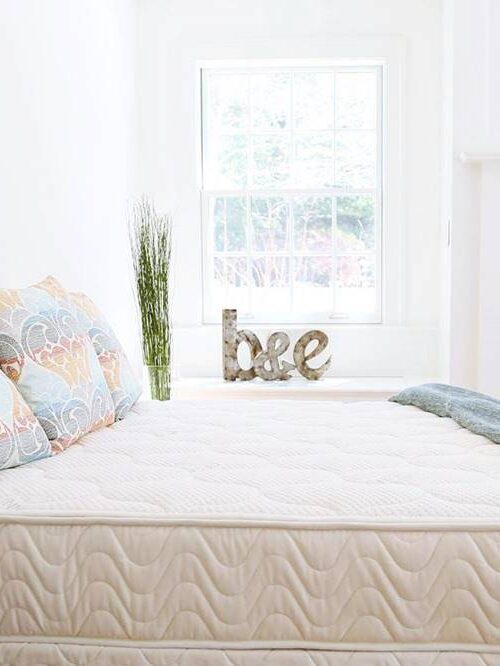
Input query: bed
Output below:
<box><xmin>1</xmin><ymin>399</ymin><xmax>499</xmax><ymax>665</ymax></box>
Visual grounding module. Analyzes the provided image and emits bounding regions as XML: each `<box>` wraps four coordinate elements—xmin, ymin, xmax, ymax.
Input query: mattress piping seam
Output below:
<box><xmin>1</xmin><ymin>638</ymin><xmax>500</xmax><ymax>653</ymax></box>
<box><xmin>2</xmin><ymin>514</ymin><xmax>500</xmax><ymax>531</ymax></box>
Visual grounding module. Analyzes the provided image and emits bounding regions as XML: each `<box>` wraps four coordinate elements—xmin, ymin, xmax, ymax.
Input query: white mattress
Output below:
<box><xmin>1</xmin><ymin>399</ymin><xmax>500</xmax><ymax>661</ymax></box>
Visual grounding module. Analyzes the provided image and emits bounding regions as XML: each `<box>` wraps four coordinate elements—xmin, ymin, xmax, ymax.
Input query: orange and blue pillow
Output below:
<box><xmin>70</xmin><ymin>292</ymin><xmax>141</xmax><ymax>419</ymax></box>
<box><xmin>0</xmin><ymin>277</ymin><xmax>115</xmax><ymax>453</ymax></box>
<box><xmin>0</xmin><ymin>371</ymin><xmax>51</xmax><ymax>469</ymax></box>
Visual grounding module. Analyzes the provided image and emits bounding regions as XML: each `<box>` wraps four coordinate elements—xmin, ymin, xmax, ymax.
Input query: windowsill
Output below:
<box><xmin>171</xmin><ymin>376</ymin><xmax>439</xmax><ymax>401</ymax></box>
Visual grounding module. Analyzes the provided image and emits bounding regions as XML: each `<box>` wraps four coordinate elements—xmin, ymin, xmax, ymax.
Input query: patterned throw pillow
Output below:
<box><xmin>70</xmin><ymin>292</ymin><xmax>141</xmax><ymax>419</ymax></box>
<box><xmin>0</xmin><ymin>276</ymin><xmax>115</xmax><ymax>452</ymax></box>
<box><xmin>0</xmin><ymin>371</ymin><xmax>51</xmax><ymax>470</ymax></box>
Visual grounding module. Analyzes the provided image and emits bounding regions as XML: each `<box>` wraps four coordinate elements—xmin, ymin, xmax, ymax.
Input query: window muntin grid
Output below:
<box><xmin>201</xmin><ymin>64</ymin><xmax>383</xmax><ymax>324</ymax></box>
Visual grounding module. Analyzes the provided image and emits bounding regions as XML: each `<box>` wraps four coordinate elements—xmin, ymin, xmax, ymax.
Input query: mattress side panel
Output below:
<box><xmin>1</xmin><ymin>522</ymin><xmax>499</xmax><ymax>647</ymax></box>
<box><xmin>2</xmin><ymin>644</ymin><xmax>500</xmax><ymax>666</ymax></box>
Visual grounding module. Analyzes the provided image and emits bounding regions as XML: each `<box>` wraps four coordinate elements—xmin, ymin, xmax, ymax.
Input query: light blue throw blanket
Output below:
<box><xmin>390</xmin><ymin>383</ymin><xmax>500</xmax><ymax>444</ymax></box>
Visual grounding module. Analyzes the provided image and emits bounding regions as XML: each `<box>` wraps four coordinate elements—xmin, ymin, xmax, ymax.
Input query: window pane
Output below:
<box><xmin>208</xmin><ymin>74</ymin><xmax>248</xmax><ymax>130</ymax></box>
<box><xmin>251</xmin><ymin>73</ymin><xmax>290</xmax><ymax>130</ymax></box>
<box><xmin>213</xmin><ymin>257</ymin><xmax>249</xmax><ymax>312</ymax></box>
<box><xmin>335</xmin><ymin>72</ymin><xmax>377</xmax><ymax>129</ymax></box>
<box><xmin>294</xmin><ymin>256</ymin><xmax>332</xmax><ymax>313</ymax></box>
<box><xmin>293</xmin><ymin>196</ymin><xmax>332</xmax><ymax>252</ymax></box>
<box><xmin>252</xmin><ymin>135</ymin><xmax>290</xmax><ymax>187</ymax></box>
<box><xmin>336</xmin><ymin>195</ymin><xmax>375</xmax><ymax>253</ymax></box>
<box><xmin>292</xmin><ymin>133</ymin><xmax>333</xmax><ymax>188</ymax></box>
<box><xmin>202</xmin><ymin>65</ymin><xmax>381</xmax><ymax>322</ymax></box>
<box><xmin>251</xmin><ymin>197</ymin><xmax>288</xmax><ymax>252</ymax></box>
<box><xmin>206</xmin><ymin>134</ymin><xmax>248</xmax><ymax>188</ymax></box>
<box><xmin>213</xmin><ymin>197</ymin><xmax>247</xmax><ymax>252</ymax></box>
<box><xmin>252</xmin><ymin>256</ymin><xmax>290</xmax><ymax>313</ymax></box>
<box><xmin>214</xmin><ymin>256</ymin><xmax>248</xmax><ymax>286</ymax></box>
<box><xmin>252</xmin><ymin>256</ymin><xmax>290</xmax><ymax>287</ymax></box>
<box><xmin>294</xmin><ymin>73</ymin><xmax>333</xmax><ymax>129</ymax></box>
<box><xmin>335</xmin><ymin>131</ymin><xmax>376</xmax><ymax>189</ymax></box>
<box><xmin>336</xmin><ymin>255</ymin><xmax>376</xmax><ymax>313</ymax></box>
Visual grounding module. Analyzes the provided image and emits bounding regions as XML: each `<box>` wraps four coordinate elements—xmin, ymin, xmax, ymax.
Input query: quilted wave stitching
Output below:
<box><xmin>0</xmin><ymin>523</ymin><xmax>499</xmax><ymax>645</ymax></box>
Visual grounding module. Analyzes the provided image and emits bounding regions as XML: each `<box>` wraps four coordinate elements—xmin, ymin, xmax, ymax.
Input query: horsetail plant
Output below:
<box><xmin>129</xmin><ymin>198</ymin><xmax>172</xmax><ymax>400</ymax></box>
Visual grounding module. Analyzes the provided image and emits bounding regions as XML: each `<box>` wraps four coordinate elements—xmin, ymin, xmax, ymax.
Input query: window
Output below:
<box><xmin>201</xmin><ymin>62</ymin><xmax>382</xmax><ymax>323</ymax></box>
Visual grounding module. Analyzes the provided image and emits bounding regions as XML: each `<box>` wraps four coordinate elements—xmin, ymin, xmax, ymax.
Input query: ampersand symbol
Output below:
<box><xmin>254</xmin><ymin>332</ymin><xmax>295</xmax><ymax>381</ymax></box>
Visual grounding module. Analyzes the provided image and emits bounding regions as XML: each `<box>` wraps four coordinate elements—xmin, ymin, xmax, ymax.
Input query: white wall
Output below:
<box><xmin>0</xmin><ymin>0</ymin><xmax>446</xmax><ymax>381</ymax></box>
<box><xmin>136</xmin><ymin>0</ymin><xmax>443</xmax><ymax>378</ymax></box>
<box><xmin>0</xmin><ymin>0</ymin><xmax>140</xmax><ymax>368</ymax></box>
<box><xmin>442</xmin><ymin>0</ymin><xmax>500</xmax><ymax>394</ymax></box>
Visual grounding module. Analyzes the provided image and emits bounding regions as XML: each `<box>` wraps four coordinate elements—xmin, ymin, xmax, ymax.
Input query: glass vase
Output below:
<box><xmin>147</xmin><ymin>365</ymin><xmax>171</xmax><ymax>401</ymax></box>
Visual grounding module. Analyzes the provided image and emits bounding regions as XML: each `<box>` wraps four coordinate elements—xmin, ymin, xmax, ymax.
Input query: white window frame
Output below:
<box><xmin>200</xmin><ymin>59</ymin><xmax>384</xmax><ymax>325</ymax></box>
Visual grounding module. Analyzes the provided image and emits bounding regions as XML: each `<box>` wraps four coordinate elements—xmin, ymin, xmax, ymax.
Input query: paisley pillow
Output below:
<box><xmin>0</xmin><ymin>277</ymin><xmax>115</xmax><ymax>452</ymax></box>
<box><xmin>70</xmin><ymin>292</ymin><xmax>141</xmax><ymax>419</ymax></box>
<box><xmin>0</xmin><ymin>371</ymin><xmax>51</xmax><ymax>470</ymax></box>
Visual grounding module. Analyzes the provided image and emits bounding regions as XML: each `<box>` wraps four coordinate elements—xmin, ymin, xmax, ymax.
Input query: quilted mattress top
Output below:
<box><xmin>2</xmin><ymin>399</ymin><xmax>500</xmax><ymax>524</ymax></box>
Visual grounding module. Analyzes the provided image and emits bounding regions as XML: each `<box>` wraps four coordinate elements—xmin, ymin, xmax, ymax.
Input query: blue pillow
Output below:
<box><xmin>390</xmin><ymin>383</ymin><xmax>500</xmax><ymax>444</ymax></box>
